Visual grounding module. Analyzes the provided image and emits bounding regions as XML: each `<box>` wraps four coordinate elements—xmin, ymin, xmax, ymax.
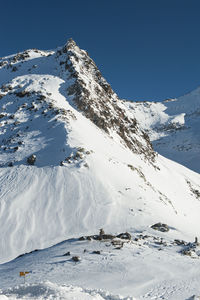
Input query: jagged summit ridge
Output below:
<box><xmin>56</xmin><ymin>39</ymin><xmax>155</xmax><ymax>162</ymax></box>
<box><xmin>0</xmin><ymin>38</ymin><xmax>155</xmax><ymax>164</ymax></box>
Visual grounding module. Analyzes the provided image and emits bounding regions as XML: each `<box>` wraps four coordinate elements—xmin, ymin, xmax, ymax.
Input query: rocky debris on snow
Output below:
<box><xmin>111</xmin><ymin>240</ymin><xmax>124</xmax><ymax>249</ymax></box>
<box><xmin>15</xmin><ymin>90</ymin><xmax>31</xmax><ymax>98</ymax></box>
<box><xmin>92</xmin><ymin>250</ymin><xmax>101</xmax><ymax>255</ymax></box>
<box><xmin>151</xmin><ymin>223</ymin><xmax>170</xmax><ymax>232</ymax></box>
<box><xmin>77</xmin><ymin>230</ymin><xmax>200</xmax><ymax>259</ymax></box>
<box><xmin>27</xmin><ymin>154</ymin><xmax>36</xmax><ymax>165</ymax></box>
<box><xmin>79</xmin><ymin>230</ymin><xmax>132</xmax><ymax>243</ymax></box>
<box><xmin>10</xmin><ymin>51</ymin><xmax>30</xmax><ymax>63</ymax></box>
<box><xmin>174</xmin><ymin>239</ymin><xmax>187</xmax><ymax>246</ymax></box>
<box><xmin>180</xmin><ymin>238</ymin><xmax>200</xmax><ymax>258</ymax></box>
<box><xmin>116</xmin><ymin>232</ymin><xmax>132</xmax><ymax>240</ymax></box>
<box><xmin>63</xmin><ymin>251</ymin><xmax>70</xmax><ymax>256</ymax></box>
<box><xmin>0</xmin><ymin>60</ymin><xmax>8</xmax><ymax>68</ymax></box>
<box><xmin>186</xmin><ymin>180</ymin><xmax>200</xmax><ymax>199</ymax></box>
<box><xmin>60</xmin><ymin>148</ymin><xmax>93</xmax><ymax>166</ymax></box>
<box><xmin>0</xmin><ymin>113</ymin><xmax>6</xmax><ymax>118</ymax></box>
<box><xmin>135</xmin><ymin>233</ymin><xmax>200</xmax><ymax>259</ymax></box>
<box><xmin>72</xmin><ymin>256</ymin><xmax>81</xmax><ymax>262</ymax></box>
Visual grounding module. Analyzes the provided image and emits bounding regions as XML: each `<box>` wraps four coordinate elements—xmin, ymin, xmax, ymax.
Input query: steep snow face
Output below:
<box><xmin>0</xmin><ymin>39</ymin><xmax>200</xmax><ymax>266</ymax></box>
<box><xmin>122</xmin><ymin>90</ymin><xmax>200</xmax><ymax>173</ymax></box>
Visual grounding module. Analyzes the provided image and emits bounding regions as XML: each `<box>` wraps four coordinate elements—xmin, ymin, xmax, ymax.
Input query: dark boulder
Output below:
<box><xmin>151</xmin><ymin>223</ymin><xmax>169</xmax><ymax>232</ymax></box>
<box><xmin>92</xmin><ymin>250</ymin><xmax>101</xmax><ymax>255</ymax></box>
<box><xmin>27</xmin><ymin>154</ymin><xmax>36</xmax><ymax>165</ymax></box>
<box><xmin>72</xmin><ymin>256</ymin><xmax>80</xmax><ymax>262</ymax></box>
<box><xmin>116</xmin><ymin>232</ymin><xmax>132</xmax><ymax>240</ymax></box>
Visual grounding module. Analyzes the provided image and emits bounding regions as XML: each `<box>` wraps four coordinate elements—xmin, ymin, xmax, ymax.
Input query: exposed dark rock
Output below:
<box><xmin>151</xmin><ymin>223</ymin><xmax>169</xmax><ymax>232</ymax></box>
<box><xmin>15</xmin><ymin>90</ymin><xmax>31</xmax><ymax>98</ymax></box>
<box><xmin>10</xmin><ymin>52</ymin><xmax>30</xmax><ymax>63</ymax></box>
<box><xmin>78</xmin><ymin>231</ymin><xmax>131</xmax><ymax>242</ymax></box>
<box><xmin>174</xmin><ymin>239</ymin><xmax>186</xmax><ymax>246</ymax></box>
<box><xmin>72</xmin><ymin>256</ymin><xmax>81</xmax><ymax>262</ymax></box>
<box><xmin>116</xmin><ymin>232</ymin><xmax>132</xmax><ymax>240</ymax></box>
<box><xmin>27</xmin><ymin>154</ymin><xmax>36</xmax><ymax>165</ymax></box>
<box><xmin>63</xmin><ymin>251</ymin><xmax>70</xmax><ymax>256</ymax></box>
<box><xmin>92</xmin><ymin>250</ymin><xmax>101</xmax><ymax>255</ymax></box>
<box><xmin>98</xmin><ymin>234</ymin><xmax>116</xmax><ymax>240</ymax></box>
<box><xmin>12</xmin><ymin>66</ymin><xmax>18</xmax><ymax>72</ymax></box>
<box><xmin>14</xmin><ymin>146</ymin><xmax>19</xmax><ymax>152</ymax></box>
<box><xmin>186</xmin><ymin>180</ymin><xmax>200</xmax><ymax>199</ymax></box>
<box><xmin>181</xmin><ymin>249</ymin><xmax>193</xmax><ymax>257</ymax></box>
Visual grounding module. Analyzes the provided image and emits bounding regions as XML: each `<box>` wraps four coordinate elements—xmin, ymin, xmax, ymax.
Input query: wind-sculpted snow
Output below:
<box><xmin>0</xmin><ymin>281</ymin><xmax>135</xmax><ymax>299</ymax></box>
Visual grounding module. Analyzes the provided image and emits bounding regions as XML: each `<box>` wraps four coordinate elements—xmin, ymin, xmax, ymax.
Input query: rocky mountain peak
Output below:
<box><xmin>62</xmin><ymin>38</ymin><xmax>78</xmax><ymax>53</ymax></box>
<box><xmin>0</xmin><ymin>38</ymin><xmax>156</xmax><ymax>164</ymax></box>
<box><xmin>56</xmin><ymin>39</ymin><xmax>156</xmax><ymax>163</ymax></box>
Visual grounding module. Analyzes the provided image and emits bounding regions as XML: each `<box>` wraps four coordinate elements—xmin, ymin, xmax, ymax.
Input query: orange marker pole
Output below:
<box><xmin>19</xmin><ymin>271</ymin><xmax>29</xmax><ymax>284</ymax></box>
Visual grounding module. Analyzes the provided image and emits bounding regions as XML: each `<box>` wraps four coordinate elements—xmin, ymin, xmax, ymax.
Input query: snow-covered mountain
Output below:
<box><xmin>0</xmin><ymin>39</ymin><xmax>200</xmax><ymax>299</ymax></box>
<box><xmin>122</xmin><ymin>88</ymin><xmax>200</xmax><ymax>173</ymax></box>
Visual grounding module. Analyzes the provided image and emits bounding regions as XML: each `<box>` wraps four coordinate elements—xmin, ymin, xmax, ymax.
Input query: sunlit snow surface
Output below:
<box><xmin>0</xmin><ymin>281</ymin><xmax>133</xmax><ymax>300</ymax></box>
<box><xmin>122</xmin><ymin>91</ymin><xmax>200</xmax><ymax>173</ymax></box>
<box><xmin>0</xmin><ymin>41</ymin><xmax>200</xmax><ymax>300</ymax></box>
<box><xmin>0</xmin><ymin>235</ymin><xmax>200</xmax><ymax>299</ymax></box>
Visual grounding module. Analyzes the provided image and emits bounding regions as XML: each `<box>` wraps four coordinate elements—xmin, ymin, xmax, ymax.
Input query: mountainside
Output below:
<box><xmin>122</xmin><ymin>88</ymin><xmax>200</xmax><ymax>173</ymax></box>
<box><xmin>0</xmin><ymin>39</ymin><xmax>200</xmax><ymax>299</ymax></box>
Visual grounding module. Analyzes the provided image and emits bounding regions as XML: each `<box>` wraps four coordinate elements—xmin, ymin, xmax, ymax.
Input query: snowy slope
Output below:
<box><xmin>1</xmin><ymin>231</ymin><xmax>200</xmax><ymax>299</ymax></box>
<box><xmin>0</xmin><ymin>39</ymin><xmax>200</xmax><ymax>299</ymax></box>
<box><xmin>122</xmin><ymin>89</ymin><xmax>200</xmax><ymax>173</ymax></box>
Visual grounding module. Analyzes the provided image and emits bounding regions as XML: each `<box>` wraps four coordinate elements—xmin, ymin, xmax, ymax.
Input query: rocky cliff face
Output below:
<box><xmin>55</xmin><ymin>39</ymin><xmax>155</xmax><ymax>163</ymax></box>
<box><xmin>0</xmin><ymin>39</ymin><xmax>155</xmax><ymax>164</ymax></box>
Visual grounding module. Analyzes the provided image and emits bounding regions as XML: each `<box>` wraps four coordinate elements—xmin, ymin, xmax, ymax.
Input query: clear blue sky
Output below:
<box><xmin>1</xmin><ymin>0</ymin><xmax>200</xmax><ymax>101</ymax></box>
